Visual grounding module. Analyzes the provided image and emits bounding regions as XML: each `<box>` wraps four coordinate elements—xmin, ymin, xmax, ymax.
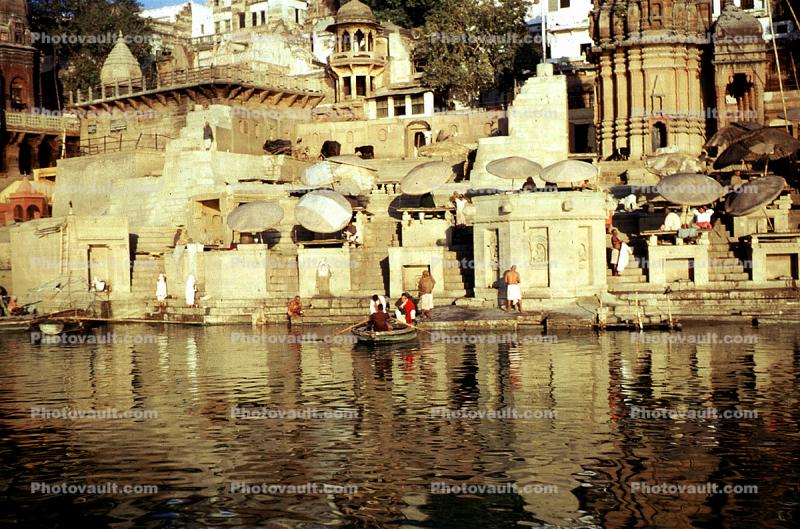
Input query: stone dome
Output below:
<box><xmin>714</xmin><ymin>2</ymin><xmax>763</xmax><ymax>39</ymax></box>
<box><xmin>335</xmin><ymin>0</ymin><xmax>378</xmax><ymax>25</ymax></box>
<box><xmin>100</xmin><ymin>34</ymin><xmax>143</xmax><ymax>87</ymax></box>
<box><xmin>0</xmin><ymin>0</ymin><xmax>28</xmax><ymax>28</ymax></box>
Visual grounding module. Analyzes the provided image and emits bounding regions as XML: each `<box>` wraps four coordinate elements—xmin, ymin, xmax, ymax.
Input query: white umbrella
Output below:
<box><xmin>400</xmin><ymin>161</ymin><xmax>453</xmax><ymax>195</ymax></box>
<box><xmin>295</xmin><ymin>190</ymin><xmax>353</xmax><ymax>233</ymax></box>
<box><xmin>332</xmin><ymin>164</ymin><xmax>375</xmax><ymax>196</ymax></box>
<box><xmin>226</xmin><ymin>201</ymin><xmax>284</xmax><ymax>233</ymax></box>
<box><xmin>302</xmin><ymin>161</ymin><xmax>335</xmax><ymax>188</ymax></box>
<box><xmin>540</xmin><ymin>160</ymin><xmax>598</xmax><ymax>184</ymax></box>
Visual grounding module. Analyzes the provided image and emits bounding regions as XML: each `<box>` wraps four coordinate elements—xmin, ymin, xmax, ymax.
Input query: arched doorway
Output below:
<box><xmin>405</xmin><ymin>121</ymin><xmax>431</xmax><ymax>158</ymax></box>
<box><xmin>26</xmin><ymin>204</ymin><xmax>41</xmax><ymax>220</ymax></box>
<box><xmin>651</xmin><ymin>122</ymin><xmax>667</xmax><ymax>152</ymax></box>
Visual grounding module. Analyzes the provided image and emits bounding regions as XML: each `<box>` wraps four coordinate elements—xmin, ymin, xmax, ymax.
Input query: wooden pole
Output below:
<box><xmin>766</xmin><ymin>0</ymin><xmax>790</xmax><ymax>133</ymax></box>
<box><xmin>334</xmin><ymin>318</ymin><xmax>369</xmax><ymax>335</ymax></box>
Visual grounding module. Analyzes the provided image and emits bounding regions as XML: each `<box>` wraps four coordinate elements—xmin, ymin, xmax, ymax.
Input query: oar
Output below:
<box><xmin>334</xmin><ymin>318</ymin><xmax>370</xmax><ymax>336</ymax></box>
<box><xmin>393</xmin><ymin>318</ymin><xmax>431</xmax><ymax>334</ymax></box>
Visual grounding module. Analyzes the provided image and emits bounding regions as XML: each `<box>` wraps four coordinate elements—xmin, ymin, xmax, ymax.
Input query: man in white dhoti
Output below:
<box><xmin>417</xmin><ymin>271</ymin><xmax>436</xmax><ymax>320</ymax></box>
<box><xmin>504</xmin><ymin>265</ymin><xmax>522</xmax><ymax>312</ymax></box>
<box><xmin>185</xmin><ymin>274</ymin><xmax>197</xmax><ymax>307</ymax></box>
<box><xmin>156</xmin><ymin>273</ymin><xmax>168</xmax><ymax>312</ymax></box>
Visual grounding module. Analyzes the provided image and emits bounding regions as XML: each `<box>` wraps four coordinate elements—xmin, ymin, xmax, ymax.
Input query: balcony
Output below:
<box><xmin>3</xmin><ymin>110</ymin><xmax>80</xmax><ymax>135</ymax></box>
<box><xmin>69</xmin><ymin>65</ymin><xmax>325</xmax><ymax>106</ymax></box>
<box><xmin>329</xmin><ymin>51</ymin><xmax>386</xmax><ymax>68</ymax></box>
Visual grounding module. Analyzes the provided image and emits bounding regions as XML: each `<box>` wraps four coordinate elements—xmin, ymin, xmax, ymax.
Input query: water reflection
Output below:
<box><xmin>0</xmin><ymin>323</ymin><xmax>797</xmax><ymax>528</ymax></box>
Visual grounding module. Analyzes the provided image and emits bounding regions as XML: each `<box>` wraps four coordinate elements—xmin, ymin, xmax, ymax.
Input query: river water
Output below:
<box><xmin>0</xmin><ymin>323</ymin><xmax>798</xmax><ymax>528</ymax></box>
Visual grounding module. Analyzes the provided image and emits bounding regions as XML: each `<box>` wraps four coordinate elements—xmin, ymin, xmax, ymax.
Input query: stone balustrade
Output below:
<box><xmin>3</xmin><ymin>110</ymin><xmax>80</xmax><ymax>134</ymax></box>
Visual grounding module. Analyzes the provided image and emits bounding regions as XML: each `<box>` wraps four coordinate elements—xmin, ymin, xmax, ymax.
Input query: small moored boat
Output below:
<box><xmin>351</xmin><ymin>322</ymin><xmax>418</xmax><ymax>345</ymax></box>
<box><xmin>0</xmin><ymin>316</ymin><xmax>34</xmax><ymax>332</ymax></box>
<box><xmin>31</xmin><ymin>309</ymin><xmax>104</xmax><ymax>336</ymax></box>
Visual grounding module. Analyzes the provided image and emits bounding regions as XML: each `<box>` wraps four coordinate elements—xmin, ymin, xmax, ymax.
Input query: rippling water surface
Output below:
<box><xmin>1</xmin><ymin>323</ymin><xmax>798</xmax><ymax>528</ymax></box>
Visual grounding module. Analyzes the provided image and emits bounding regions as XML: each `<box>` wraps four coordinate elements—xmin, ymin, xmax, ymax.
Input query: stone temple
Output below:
<box><xmin>0</xmin><ymin>0</ymin><xmax>799</xmax><ymax>326</ymax></box>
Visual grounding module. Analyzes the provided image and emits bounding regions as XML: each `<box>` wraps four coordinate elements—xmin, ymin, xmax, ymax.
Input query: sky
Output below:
<box><xmin>139</xmin><ymin>0</ymin><xmax>192</xmax><ymax>9</ymax></box>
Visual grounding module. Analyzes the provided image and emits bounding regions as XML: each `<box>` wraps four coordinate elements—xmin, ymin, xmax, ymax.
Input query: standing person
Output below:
<box><xmin>610</xmin><ymin>229</ymin><xmax>622</xmax><ymax>276</ymax></box>
<box><xmin>417</xmin><ymin>271</ymin><xmax>436</xmax><ymax>320</ymax></box>
<box><xmin>316</xmin><ymin>258</ymin><xmax>331</xmax><ymax>296</ymax></box>
<box><xmin>203</xmin><ymin>121</ymin><xmax>214</xmax><ymax>150</ymax></box>
<box><xmin>691</xmin><ymin>206</ymin><xmax>714</xmax><ymax>230</ymax></box>
<box><xmin>185</xmin><ymin>274</ymin><xmax>197</xmax><ymax>307</ymax></box>
<box><xmin>394</xmin><ymin>293</ymin><xmax>416</xmax><ymax>324</ymax></box>
<box><xmin>156</xmin><ymin>273</ymin><xmax>168</xmax><ymax>312</ymax></box>
<box><xmin>370</xmin><ymin>294</ymin><xmax>387</xmax><ymax>314</ymax></box>
<box><xmin>504</xmin><ymin>265</ymin><xmax>522</xmax><ymax>312</ymax></box>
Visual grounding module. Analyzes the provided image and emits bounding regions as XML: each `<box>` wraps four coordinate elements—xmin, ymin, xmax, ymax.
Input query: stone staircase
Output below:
<box><xmin>607</xmin><ymin>255</ymin><xmax>647</xmax><ymax>288</ymax></box>
<box><xmin>149</xmin><ymin>297</ymin><xmax>372</xmax><ymax>325</ymax></box>
<box><xmin>131</xmin><ymin>256</ymin><xmax>165</xmax><ymax>298</ymax></box>
<box><xmin>707</xmin><ymin>222</ymin><xmax>749</xmax><ymax>283</ymax></box>
<box><xmin>132</xmin><ymin>226</ymin><xmax>176</xmax><ymax>255</ymax></box>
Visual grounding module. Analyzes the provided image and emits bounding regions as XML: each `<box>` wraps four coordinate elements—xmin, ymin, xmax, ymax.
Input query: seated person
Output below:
<box><xmin>691</xmin><ymin>206</ymin><xmax>714</xmax><ymax>230</ymax></box>
<box><xmin>368</xmin><ymin>304</ymin><xmax>392</xmax><ymax>331</ymax></box>
<box><xmin>343</xmin><ymin>222</ymin><xmax>360</xmax><ymax>245</ymax></box>
<box><xmin>521</xmin><ymin>177</ymin><xmax>537</xmax><ymax>192</ymax></box>
<box><xmin>287</xmin><ymin>296</ymin><xmax>304</xmax><ymax>319</ymax></box>
<box><xmin>660</xmin><ymin>208</ymin><xmax>682</xmax><ymax>231</ymax></box>
<box><xmin>394</xmin><ymin>293</ymin><xmax>416</xmax><ymax>324</ymax></box>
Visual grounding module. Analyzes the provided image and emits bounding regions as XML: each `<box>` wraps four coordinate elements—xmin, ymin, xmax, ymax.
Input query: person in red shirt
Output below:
<box><xmin>394</xmin><ymin>293</ymin><xmax>416</xmax><ymax>324</ymax></box>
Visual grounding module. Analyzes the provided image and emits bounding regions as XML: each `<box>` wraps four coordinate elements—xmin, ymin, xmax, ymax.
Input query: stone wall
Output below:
<box><xmin>471</xmin><ymin>64</ymin><xmax>569</xmax><ymax>189</ymax></box>
<box><xmin>471</xmin><ymin>190</ymin><xmax>607</xmax><ymax>302</ymax></box>
<box><xmin>10</xmin><ymin>216</ymin><xmax>131</xmax><ymax>305</ymax></box>
<box><xmin>53</xmin><ymin>152</ymin><xmax>166</xmax><ymax>217</ymax></box>
<box><xmin>295</xmin><ymin>110</ymin><xmax>505</xmax><ymax>159</ymax></box>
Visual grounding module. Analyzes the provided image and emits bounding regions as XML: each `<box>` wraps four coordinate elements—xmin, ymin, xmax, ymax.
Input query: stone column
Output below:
<box><xmin>613</xmin><ymin>50</ymin><xmax>629</xmax><ymax>154</ymax></box>
<box><xmin>599</xmin><ymin>54</ymin><xmax>615</xmax><ymax>157</ymax></box>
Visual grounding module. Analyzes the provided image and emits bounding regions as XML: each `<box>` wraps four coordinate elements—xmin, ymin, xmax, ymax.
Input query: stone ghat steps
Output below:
<box><xmin>133</xmin><ymin>227</ymin><xmax>176</xmax><ymax>254</ymax></box>
<box><xmin>610</xmin><ymin>289</ymin><xmax>800</xmax><ymax>320</ymax></box>
<box><xmin>148</xmin><ymin>295</ymin><xmax>470</xmax><ymax>325</ymax></box>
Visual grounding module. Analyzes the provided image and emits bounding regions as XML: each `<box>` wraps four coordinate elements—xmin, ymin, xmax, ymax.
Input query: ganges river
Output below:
<box><xmin>0</xmin><ymin>323</ymin><xmax>798</xmax><ymax>528</ymax></box>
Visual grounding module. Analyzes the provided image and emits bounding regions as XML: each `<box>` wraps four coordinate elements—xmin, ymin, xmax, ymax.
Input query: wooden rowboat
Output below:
<box><xmin>0</xmin><ymin>316</ymin><xmax>34</xmax><ymax>332</ymax></box>
<box><xmin>351</xmin><ymin>322</ymin><xmax>418</xmax><ymax>345</ymax></box>
<box><xmin>31</xmin><ymin>309</ymin><xmax>104</xmax><ymax>336</ymax></box>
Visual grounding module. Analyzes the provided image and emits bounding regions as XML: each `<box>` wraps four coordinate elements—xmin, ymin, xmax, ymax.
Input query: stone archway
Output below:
<box><xmin>405</xmin><ymin>120</ymin><xmax>431</xmax><ymax>158</ymax></box>
<box><xmin>651</xmin><ymin>121</ymin><xmax>667</xmax><ymax>153</ymax></box>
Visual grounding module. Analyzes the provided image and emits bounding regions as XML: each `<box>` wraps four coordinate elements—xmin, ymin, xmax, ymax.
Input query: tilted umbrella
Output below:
<box><xmin>725</xmin><ymin>175</ymin><xmax>786</xmax><ymax>217</ymax></box>
<box><xmin>705</xmin><ymin>122</ymin><xmax>762</xmax><ymax>152</ymax></box>
<box><xmin>656</xmin><ymin>173</ymin><xmax>725</xmax><ymax>206</ymax></box>
<box><xmin>332</xmin><ymin>164</ymin><xmax>376</xmax><ymax>196</ymax></box>
<box><xmin>399</xmin><ymin>161</ymin><xmax>454</xmax><ymax>196</ymax></box>
<box><xmin>540</xmin><ymin>160</ymin><xmax>598</xmax><ymax>184</ymax></box>
<box><xmin>714</xmin><ymin>127</ymin><xmax>800</xmax><ymax>170</ymax></box>
<box><xmin>645</xmin><ymin>152</ymin><xmax>704</xmax><ymax>176</ymax></box>
<box><xmin>295</xmin><ymin>190</ymin><xmax>353</xmax><ymax>233</ymax></box>
<box><xmin>486</xmin><ymin>157</ymin><xmax>543</xmax><ymax>187</ymax></box>
<box><xmin>302</xmin><ymin>161</ymin><xmax>335</xmax><ymax>188</ymax></box>
<box><xmin>656</xmin><ymin>173</ymin><xmax>726</xmax><ymax>226</ymax></box>
<box><xmin>227</xmin><ymin>201</ymin><xmax>284</xmax><ymax>235</ymax></box>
